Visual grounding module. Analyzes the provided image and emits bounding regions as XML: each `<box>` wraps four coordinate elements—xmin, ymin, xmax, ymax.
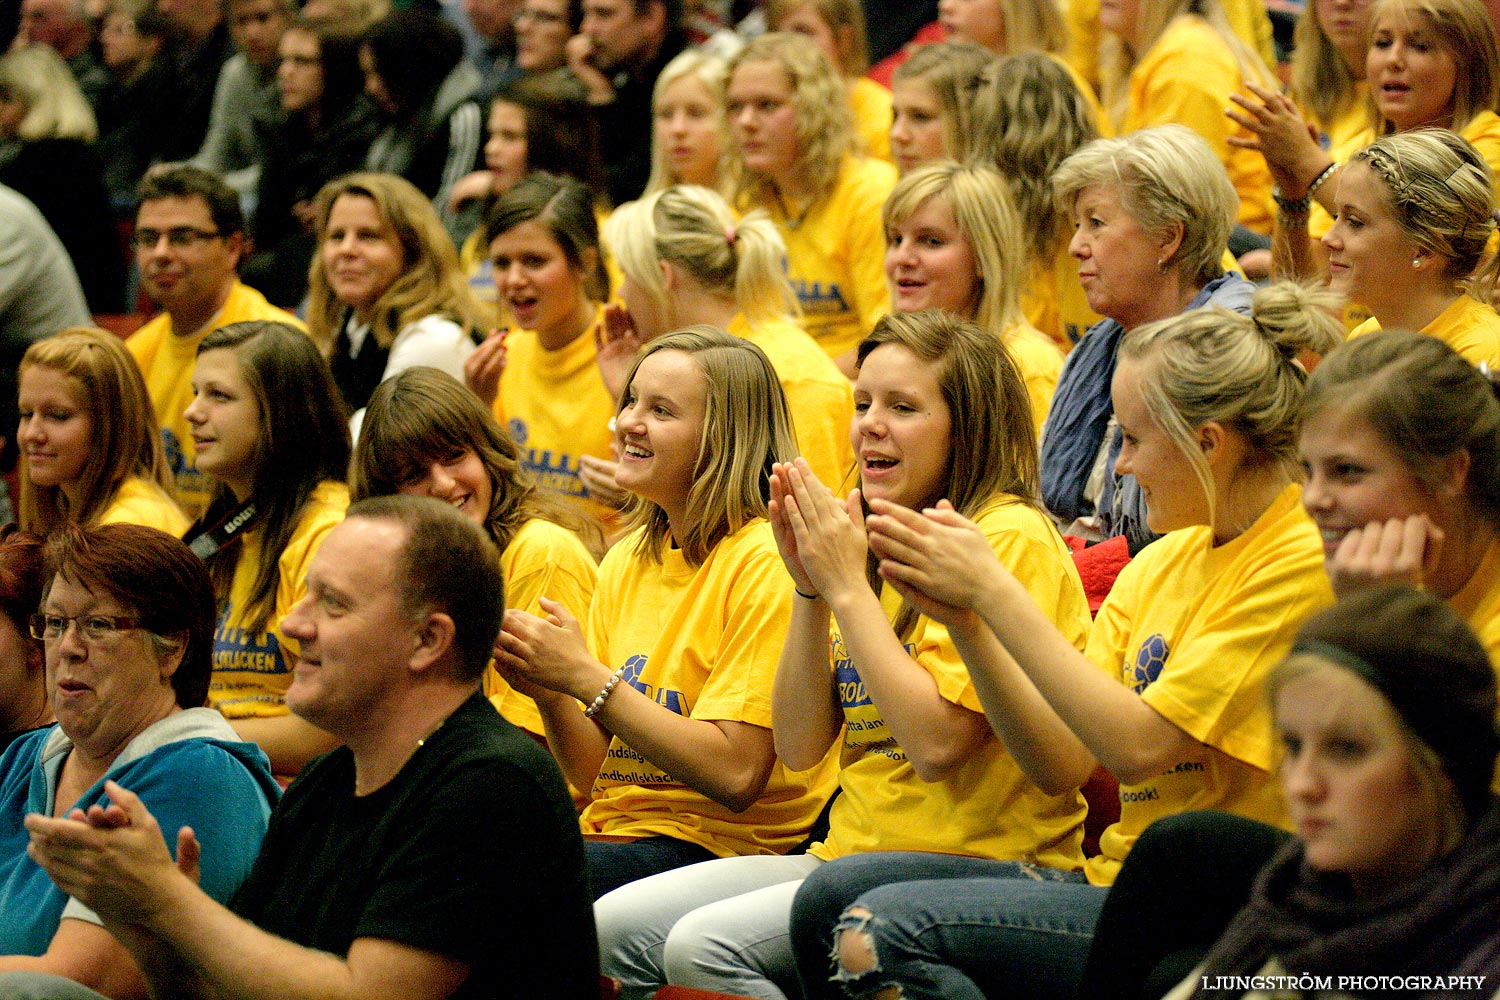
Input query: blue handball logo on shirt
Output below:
<box><xmin>833</xmin><ymin>659</ymin><xmax>873</xmax><ymax>708</ymax></box>
<box><xmin>619</xmin><ymin>654</ymin><xmax>687</xmax><ymax>714</ymax></box>
<box><xmin>791</xmin><ymin>279</ymin><xmax>851</xmax><ymax>316</ymax></box>
<box><xmin>507</xmin><ymin>419</ymin><xmax>528</xmax><ymax>446</ymax></box>
<box><xmin>1131</xmin><ymin>634</ymin><xmax>1169</xmax><ymax>694</ymax></box>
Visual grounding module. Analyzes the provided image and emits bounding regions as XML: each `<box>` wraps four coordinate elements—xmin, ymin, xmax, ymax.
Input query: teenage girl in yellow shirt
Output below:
<box><xmin>465</xmin><ymin>172</ymin><xmax>620</xmax><ymax>545</ymax></box>
<box><xmin>497</xmin><ymin>328</ymin><xmax>832</xmax><ymax>898</ymax></box>
<box><xmin>350</xmin><ymin>366</ymin><xmax>600</xmax><ymax>740</ymax></box>
<box><xmin>590</xmin><ymin>309</ymin><xmax>1091</xmax><ymax>999</ymax></box>
<box><xmin>183</xmin><ymin>320</ymin><xmax>351</xmax><ymax>776</ymax></box>
<box><xmin>882</xmin><ymin>162</ymin><xmax>1064</xmax><ymax>437</ymax></box>
<box><xmin>17</xmin><ymin>328</ymin><xmax>186</xmax><ymax>538</ymax></box>
<box><xmin>886</xmin><ymin>40</ymin><xmax>992</xmax><ymax>176</ymax></box>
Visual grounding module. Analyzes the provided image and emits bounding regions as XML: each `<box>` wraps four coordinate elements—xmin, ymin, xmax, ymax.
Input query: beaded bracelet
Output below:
<box><xmin>1306</xmin><ymin>161</ymin><xmax>1339</xmax><ymax>199</ymax></box>
<box><xmin>583</xmin><ymin>665</ymin><xmax>627</xmax><ymax>718</ymax></box>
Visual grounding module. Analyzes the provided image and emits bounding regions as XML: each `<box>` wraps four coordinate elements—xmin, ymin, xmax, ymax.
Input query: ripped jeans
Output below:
<box><xmin>789</xmin><ymin>852</ymin><xmax>1105</xmax><ymax>1000</ymax></box>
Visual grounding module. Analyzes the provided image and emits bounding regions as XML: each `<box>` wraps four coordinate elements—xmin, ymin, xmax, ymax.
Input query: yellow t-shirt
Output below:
<box><xmin>579</xmin><ymin>520</ymin><xmax>835</xmax><ymax>857</ymax></box>
<box><xmin>1084</xmin><ymin>484</ymin><xmax>1334</xmax><ymax>886</ymax></box>
<box><xmin>849</xmin><ymin>76</ymin><xmax>893</xmax><ymax>163</ymax></box>
<box><xmin>1446</xmin><ymin>538</ymin><xmax>1500</xmax><ymax>794</ymax></box>
<box><xmin>1123</xmin><ymin>16</ymin><xmax>1275</xmax><ymax>235</ymax></box>
<box><xmin>462</xmin><ymin>202</ymin><xmax>616</xmax><ymax>324</ymax></box>
<box><xmin>728</xmin><ymin>313</ymin><xmax>855</xmax><ymax>492</ymax></box>
<box><xmin>493</xmin><ymin>309</ymin><xmax>621</xmax><ymax>539</ymax></box>
<box><xmin>209</xmin><ymin>481</ymin><xmax>349</xmax><ymax>719</ymax></box>
<box><xmin>97</xmin><ymin>476</ymin><xmax>189</xmax><ymax>536</ymax></box>
<box><xmin>1003</xmin><ymin>322</ymin><xmax>1066</xmax><ymax>439</ymax></box>
<box><xmin>126</xmin><ymin>281</ymin><xmax>307</xmax><ymax>518</ymax></box>
<box><xmin>812</xmin><ymin>498</ymin><xmax>1092</xmax><ymax>868</ymax></box>
<box><xmin>1348</xmin><ymin>294</ymin><xmax>1500</xmax><ymax>369</ymax></box>
<box><xmin>486</xmin><ymin>516</ymin><xmax>600</xmax><ymax>736</ymax></box>
<box><xmin>765</xmin><ymin>156</ymin><xmax>898</xmax><ymax>361</ymax></box>
<box><xmin>1064</xmin><ymin>0</ymin><xmax>1274</xmax><ymax>96</ymax></box>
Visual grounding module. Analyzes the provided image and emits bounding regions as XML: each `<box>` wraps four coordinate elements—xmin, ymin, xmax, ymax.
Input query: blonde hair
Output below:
<box><xmin>1368</xmin><ymin>0</ymin><xmax>1500</xmax><ymax>135</ymax></box>
<box><xmin>891</xmin><ymin>41</ymin><xmax>993</xmax><ymax>164</ymax></box>
<box><xmin>882</xmin><ymin>162</ymin><xmax>1027</xmax><ymax>336</ymax></box>
<box><xmin>1053</xmin><ymin>124</ymin><xmax>1237</xmax><ymax>289</ymax></box>
<box><xmin>966</xmin><ymin>50</ymin><xmax>1099</xmax><ymax>269</ymax></box>
<box><xmin>606</xmin><ymin>185</ymin><xmax>796</xmax><ymax>328</ymax></box>
<box><xmin>1350</xmin><ymin>129</ymin><xmax>1499</xmax><ymax>301</ymax></box>
<box><xmin>351</xmin><ymin>366</ymin><xmax>600</xmax><ymax>553</ymax></box>
<box><xmin>18</xmin><ymin>328</ymin><xmax>178</xmax><ymax>536</ymax></box>
<box><xmin>989</xmin><ymin>0</ymin><xmax>1069</xmax><ymax>55</ymax></box>
<box><xmin>855</xmin><ymin>309</ymin><xmax>1039</xmax><ymax>639</ymax></box>
<box><xmin>306</xmin><ymin>173</ymin><xmax>489</xmax><ymax>354</ymax></box>
<box><xmin>619</xmin><ymin>325</ymin><xmax>796</xmax><ymax>566</ymax></box>
<box><xmin>724</xmin><ymin>32</ymin><xmax>855</xmax><ymax>208</ymax></box>
<box><xmin>645</xmin><ymin>49</ymin><xmax>729</xmax><ymax>196</ymax></box>
<box><xmin>1120</xmin><ymin>282</ymin><xmax>1344</xmax><ymax>531</ymax></box>
<box><xmin>0</xmin><ymin>46</ymin><xmax>96</xmax><ymax>142</ymax></box>
<box><xmin>764</xmin><ymin>0</ymin><xmax>871</xmax><ymax>75</ymax></box>
<box><xmin>1289</xmin><ymin>0</ymin><xmax>1369</xmax><ymax>132</ymax></box>
<box><xmin>1100</xmin><ymin>0</ymin><xmax>1273</xmax><ymax>130</ymax></box>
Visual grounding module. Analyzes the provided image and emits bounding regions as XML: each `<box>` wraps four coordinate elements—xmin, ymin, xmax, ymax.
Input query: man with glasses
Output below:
<box><xmin>125</xmin><ymin>164</ymin><xmax>303</xmax><ymax>517</ymax></box>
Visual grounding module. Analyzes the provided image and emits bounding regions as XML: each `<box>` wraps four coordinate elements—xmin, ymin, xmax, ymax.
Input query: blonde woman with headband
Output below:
<box><xmin>600</xmin><ymin>185</ymin><xmax>854</xmax><ymax>490</ymax></box>
<box><xmin>764</xmin><ymin>0</ymin><xmax>891</xmax><ymax>163</ymax></box>
<box><xmin>17</xmin><ymin>329</ymin><xmax>187</xmax><ymax>538</ymax></box>
<box><xmin>788</xmin><ymin>282</ymin><xmax>1342</xmax><ymax>1000</ymax></box>
<box><xmin>966</xmin><ymin>51</ymin><xmax>1101</xmax><ymax>349</ymax></box>
<box><xmin>882</xmin><ymin>161</ymin><xmax>1064</xmax><ymax>436</ymax></box>
<box><xmin>723</xmin><ymin>32</ymin><xmax>897</xmax><ymax>375</ymax></box>
<box><xmin>1325</xmin><ymin>130</ymin><xmax>1500</xmax><ymax>366</ymax></box>
<box><xmin>1097</xmin><ymin>0</ymin><xmax>1278</xmax><ymax>237</ymax></box>
<box><xmin>645</xmin><ymin>50</ymin><xmax>729</xmax><ymax>195</ymax></box>
<box><xmin>1232</xmin><ymin>0</ymin><xmax>1500</xmax><ymax>277</ymax></box>
<box><xmin>886</xmin><ymin>40</ymin><xmax>991</xmax><ymax>176</ymax></box>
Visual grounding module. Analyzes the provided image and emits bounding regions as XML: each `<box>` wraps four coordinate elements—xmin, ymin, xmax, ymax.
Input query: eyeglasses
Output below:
<box><xmin>513</xmin><ymin>7</ymin><xmax>566</xmax><ymax>25</ymax></box>
<box><xmin>133</xmin><ymin>227</ymin><xmax>223</xmax><ymax>250</ymax></box>
<box><xmin>29</xmin><ymin>613</ymin><xmax>142</xmax><ymax>642</ymax></box>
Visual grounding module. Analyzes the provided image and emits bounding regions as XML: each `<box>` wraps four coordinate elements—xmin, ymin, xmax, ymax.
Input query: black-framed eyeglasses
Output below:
<box><xmin>133</xmin><ymin>227</ymin><xmax>223</xmax><ymax>250</ymax></box>
<box><xmin>29</xmin><ymin>613</ymin><xmax>142</xmax><ymax>642</ymax></box>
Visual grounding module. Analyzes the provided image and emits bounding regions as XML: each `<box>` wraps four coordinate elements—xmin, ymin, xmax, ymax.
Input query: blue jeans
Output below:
<box><xmin>790</xmin><ymin>852</ymin><xmax>1103</xmax><ymax>1000</ymax></box>
<box><xmin>585</xmin><ymin>836</ymin><xmax>717</xmax><ymax>900</ymax></box>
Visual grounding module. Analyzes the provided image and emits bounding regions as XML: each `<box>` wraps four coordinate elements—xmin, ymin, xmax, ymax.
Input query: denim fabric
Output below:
<box><xmin>790</xmin><ymin>851</ymin><xmax>1098</xmax><ymax>1000</ymax></box>
<box><xmin>585</xmin><ymin>836</ymin><xmax>718</xmax><ymax>900</ymax></box>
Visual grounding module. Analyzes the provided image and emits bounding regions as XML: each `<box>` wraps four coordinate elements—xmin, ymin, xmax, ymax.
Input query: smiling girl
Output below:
<box><xmin>350</xmin><ymin>366</ymin><xmax>598</xmax><ymax>748</ymax></box>
<box><xmin>17</xmin><ymin>329</ymin><xmax>186</xmax><ymax>538</ymax></box>
<box><xmin>1321</xmin><ymin>130</ymin><xmax>1500</xmax><ymax>365</ymax></box>
<box><xmin>497</xmin><ymin>327</ymin><xmax>833</xmax><ymax>900</ymax></box>
<box><xmin>1299</xmin><ymin>330</ymin><xmax>1500</xmax><ymax>666</ymax></box>
<box><xmin>590</xmin><ymin>310</ymin><xmax>1090</xmax><ymax>999</ymax></box>
<box><xmin>306</xmin><ymin>172</ymin><xmax>487</xmax><ymax>430</ymax></box>
<box><xmin>184</xmin><ymin>320</ymin><xmax>350</xmax><ymax>776</ymax></box>
<box><xmin>466</xmin><ymin>172</ymin><xmax>617</xmax><ymax>543</ymax></box>
<box><xmin>787</xmin><ymin>283</ymin><xmax>1342</xmax><ymax>1000</ymax></box>
<box><xmin>882</xmin><ymin>161</ymin><xmax>1063</xmax><ymax>435</ymax></box>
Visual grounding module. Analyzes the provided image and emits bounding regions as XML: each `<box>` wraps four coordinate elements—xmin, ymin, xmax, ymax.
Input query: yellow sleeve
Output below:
<box><xmin>844</xmin><ymin>162</ymin><xmax>897</xmax><ymax>348</ymax></box>
<box><xmin>849</xmin><ymin>77</ymin><xmax>893</xmax><ymax>163</ymax></box>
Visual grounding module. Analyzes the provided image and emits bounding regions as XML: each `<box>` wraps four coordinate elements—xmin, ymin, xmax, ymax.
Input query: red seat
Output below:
<box><xmin>652</xmin><ymin>987</ymin><xmax>759</xmax><ymax>1000</ymax></box>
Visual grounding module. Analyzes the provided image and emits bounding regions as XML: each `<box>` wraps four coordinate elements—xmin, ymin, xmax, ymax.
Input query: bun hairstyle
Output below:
<box><xmin>1302</xmin><ymin>330</ymin><xmax>1500</xmax><ymax>525</ymax></box>
<box><xmin>1120</xmin><ymin>282</ymin><xmax>1344</xmax><ymax>520</ymax></box>
<box><xmin>605</xmin><ymin>185</ymin><xmax>796</xmax><ymax>327</ymax></box>
<box><xmin>1351</xmin><ymin>129</ymin><xmax>1499</xmax><ymax>298</ymax></box>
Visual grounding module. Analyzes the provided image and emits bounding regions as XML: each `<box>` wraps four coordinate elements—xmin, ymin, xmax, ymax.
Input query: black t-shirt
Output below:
<box><xmin>230</xmin><ymin>694</ymin><xmax>598</xmax><ymax>1000</ymax></box>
